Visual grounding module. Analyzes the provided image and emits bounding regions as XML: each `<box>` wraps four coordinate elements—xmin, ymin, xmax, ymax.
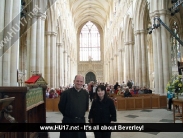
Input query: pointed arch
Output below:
<box><xmin>134</xmin><ymin>0</ymin><xmax>149</xmax><ymax>30</ymax></box>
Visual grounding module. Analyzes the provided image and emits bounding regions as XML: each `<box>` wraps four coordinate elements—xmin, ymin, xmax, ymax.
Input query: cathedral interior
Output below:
<box><xmin>0</xmin><ymin>0</ymin><xmax>183</xmax><ymax>138</ymax></box>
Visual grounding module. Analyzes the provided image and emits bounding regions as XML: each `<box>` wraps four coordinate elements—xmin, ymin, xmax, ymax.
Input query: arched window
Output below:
<box><xmin>171</xmin><ymin>21</ymin><xmax>180</xmax><ymax>66</ymax></box>
<box><xmin>80</xmin><ymin>21</ymin><xmax>100</xmax><ymax>61</ymax></box>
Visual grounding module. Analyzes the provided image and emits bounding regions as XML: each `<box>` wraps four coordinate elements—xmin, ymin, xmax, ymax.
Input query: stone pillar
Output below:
<box><xmin>67</xmin><ymin>55</ymin><xmax>70</xmax><ymax>85</ymax></box>
<box><xmin>56</xmin><ymin>43</ymin><xmax>60</xmax><ymax>87</ymax></box>
<box><xmin>36</xmin><ymin>14</ymin><xmax>42</xmax><ymax>73</ymax></box>
<box><xmin>129</xmin><ymin>42</ymin><xmax>134</xmax><ymax>82</ymax></box>
<box><xmin>9</xmin><ymin>0</ymin><xmax>20</xmax><ymax>86</ymax></box>
<box><xmin>63</xmin><ymin>50</ymin><xmax>67</xmax><ymax>86</ymax></box>
<box><xmin>151</xmin><ymin>17</ymin><xmax>159</xmax><ymax>94</ymax></box>
<box><xmin>108</xmin><ymin>61</ymin><xmax>110</xmax><ymax>83</ymax></box>
<box><xmin>50</xmin><ymin>32</ymin><xmax>57</xmax><ymax>88</ymax></box>
<box><xmin>105</xmin><ymin>63</ymin><xmax>108</xmax><ymax>82</ymax></box>
<box><xmin>121</xmin><ymin>48</ymin><xmax>125</xmax><ymax>82</ymax></box>
<box><xmin>114</xmin><ymin>54</ymin><xmax>118</xmax><ymax>82</ymax></box>
<box><xmin>40</xmin><ymin>13</ymin><xmax>46</xmax><ymax>77</ymax></box>
<box><xmin>134</xmin><ymin>31</ymin><xmax>142</xmax><ymax>87</ymax></box>
<box><xmin>70</xmin><ymin>58</ymin><xmax>73</xmax><ymax>84</ymax></box>
<box><xmin>156</xmin><ymin>22</ymin><xmax>163</xmax><ymax>94</ymax></box>
<box><xmin>134</xmin><ymin>32</ymin><xmax>138</xmax><ymax>86</ymax></box>
<box><xmin>118</xmin><ymin>49</ymin><xmax>122</xmax><ymax>83</ymax></box>
<box><xmin>3</xmin><ymin>0</ymin><xmax>13</xmax><ymax>86</ymax></box>
<box><xmin>0</xmin><ymin>0</ymin><xmax>5</xmax><ymax>86</ymax></box>
<box><xmin>30</xmin><ymin>15</ymin><xmax>37</xmax><ymax>73</ymax></box>
<box><xmin>60</xmin><ymin>43</ymin><xmax>64</xmax><ymax>86</ymax></box>
<box><xmin>111</xmin><ymin>58</ymin><xmax>114</xmax><ymax>83</ymax></box>
<box><xmin>45</xmin><ymin>32</ymin><xmax>51</xmax><ymax>87</ymax></box>
<box><xmin>140</xmin><ymin>30</ymin><xmax>147</xmax><ymax>87</ymax></box>
<box><xmin>124</xmin><ymin>44</ymin><xmax>129</xmax><ymax>83</ymax></box>
<box><xmin>160</xmin><ymin>11</ymin><xmax>171</xmax><ymax>94</ymax></box>
<box><xmin>26</xmin><ymin>15</ymin><xmax>31</xmax><ymax>80</ymax></box>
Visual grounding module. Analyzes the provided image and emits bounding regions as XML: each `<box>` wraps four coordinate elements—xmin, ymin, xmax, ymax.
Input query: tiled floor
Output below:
<box><xmin>46</xmin><ymin>103</ymin><xmax>183</xmax><ymax>138</ymax></box>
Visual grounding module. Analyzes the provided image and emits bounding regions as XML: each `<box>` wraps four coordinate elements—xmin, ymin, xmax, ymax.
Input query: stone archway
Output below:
<box><xmin>85</xmin><ymin>72</ymin><xmax>96</xmax><ymax>84</ymax></box>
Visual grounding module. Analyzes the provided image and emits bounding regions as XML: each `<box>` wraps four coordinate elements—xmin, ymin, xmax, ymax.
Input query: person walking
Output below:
<box><xmin>58</xmin><ymin>74</ymin><xmax>89</xmax><ymax>138</ymax></box>
<box><xmin>88</xmin><ymin>85</ymin><xmax>117</xmax><ymax>138</ymax></box>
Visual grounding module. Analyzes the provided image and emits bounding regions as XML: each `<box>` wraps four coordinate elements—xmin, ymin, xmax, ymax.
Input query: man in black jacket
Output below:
<box><xmin>58</xmin><ymin>74</ymin><xmax>89</xmax><ymax>138</ymax></box>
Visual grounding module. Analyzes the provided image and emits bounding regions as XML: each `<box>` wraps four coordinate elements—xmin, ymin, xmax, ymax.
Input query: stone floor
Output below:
<box><xmin>46</xmin><ymin>102</ymin><xmax>183</xmax><ymax>138</ymax></box>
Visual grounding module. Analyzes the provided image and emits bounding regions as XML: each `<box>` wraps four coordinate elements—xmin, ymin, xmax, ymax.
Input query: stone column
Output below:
<box><xmin>67</xmin><ymin>55</ymin><xmax>70</xmax><ymax>85</ymax></box>
<box><xmin>50</xmin><ymin>32</ymin><xmax>57</xmax><ymax>88</ymax></box>
<box><xmin>108</xmin><ymin>61</ymin><xmax>110</xmax><ymax>83</ymax></box>
<box><xmin>151</xmin><ymin>17</ymin><xmax>159</xmax><ymax>94</ymax></box>
<box><xmin>3</xmin><ymin>0</ymin><xmax>13</xmax><ymax>86</ymax></box>
<box><xmin>40</xmin><ymin>13</ymin><xmax>46</xmax><ymax>77</ymax></box>
<box><xmin>45</xmin><ymin>32</ymin><xmax>51</xmax><ymax>87</ymax></box>
<box><xmin>105</xmin><ymin>63</ymin><xmax>108</xmax><ymax>82</ymax></box>
<box><xmin>60</xmin><ymin>43</ymin><xmax>64</xmax><ymax>86</ymax></box>
<box><xmin>134</xmin><ymin>32</ymin><xmax>138</xmax><ymax>86</ymax></box>
<box><xmin>121</xmin><ymin>48</ymin><xmax>125</xmax><ymax>82</ymax></box>
<box><xmin>114</xmin><ymin>54</ymin><xmax>118</xmax><ymax>82</ymax></box>
<box><xmin>30</xmin><ymin>15</ymin><xmax>37</xmax><ymax>73</ymax></box>
<box><xmin>156</xmin><ymin>22</ymin><xmax>163</xmax><ymax>94</ymax></box>
<box><xmin>70</xmin><ymin>58</ymin><xmax>73</xmax><ymax>84</ymax></box>
<box><xmin>134</xmin><ymin>31</ymin><xmax>142</xmax><ymax>87</ymax></box>
<box><xmin>36</xmin><ymin>13</ymin><xmax>42</xmax><ymax>73</ymax></box>
<box><xmin>10</xmin><ymin>0</ymin><xmax>21</xmax><ymax>86</ymax></box>
<box><xmin>26</xmin><ymin>15</ymin><xmax>31</xmax><ymax>80</ymax></box>
<box><xmin>118</xmin><ymin>49</ymin><xmax>122</xmax><ymax>83</ymax></box>
<box><xmin>140</xmin><ymin>30</ymin><xmax>147</xmax><ymax>87</ymax></box>
<box><xmin>0</xmin><ymin>0</ymin><xmax>5</xmax><ymax>86</ymax></box>
<box><xmin>124</xmin><ymin>44</ymin><xmax>129</xmax><ymax>83</ymax></box>
<box><xmin>129</xmin><ymin>42</ymin><xmax>134</xmax><ymax>82</ymax></box>
<box><xmin>160</xmin><ymin>11</ymin><xmax>171</xmax><ymax>94</ymax></box>
<box><xmin>110</xmin><ymin>58</ymin><xmax>114</xmax><ymax>83</ymax></box>
<box><xmin>63</xmin><ymin>50</ymin><xmax>67</xmax><ymax>86</ymax></box>
<box><xmin>56</xmin><ymin>43</ymin><xmax>60</xmax><ymax>87</ymax></box>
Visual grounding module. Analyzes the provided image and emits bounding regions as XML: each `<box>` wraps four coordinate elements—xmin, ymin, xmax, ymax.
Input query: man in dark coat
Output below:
<box><xmin>58</xmin><ymin>74</ymin><xmax>89</xmax><ymax>138</ymax></box>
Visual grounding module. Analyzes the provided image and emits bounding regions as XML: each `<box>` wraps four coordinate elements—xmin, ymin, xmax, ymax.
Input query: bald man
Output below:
<box><xmin>58</xmin><ymin>74</ymin><xmax>89</xmax><ymax>138</ymax></box>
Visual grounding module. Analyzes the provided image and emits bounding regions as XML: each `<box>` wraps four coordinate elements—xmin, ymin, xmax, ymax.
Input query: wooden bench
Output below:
<box><xmin>46</xmin><ymin>97</ymin><xmax>60</xmax><ymax>112</ymax></box>
<box><xmin>115</xmin><ymin>94</ymin><xmax>167</xmax><ymax>111</ymax></box>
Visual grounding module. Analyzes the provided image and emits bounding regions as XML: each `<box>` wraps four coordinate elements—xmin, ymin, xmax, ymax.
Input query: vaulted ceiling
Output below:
<box><xmin>69</xmin><ymin>0</ymin><xmax>112</xmax><ymax>30</ymax></box>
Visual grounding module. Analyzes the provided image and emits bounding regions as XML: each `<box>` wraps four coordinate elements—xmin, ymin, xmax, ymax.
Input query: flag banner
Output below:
<box><xmin>1</xmin><ymin>123</ymin><xmax>183</xmax><ymax>132</ymax></box>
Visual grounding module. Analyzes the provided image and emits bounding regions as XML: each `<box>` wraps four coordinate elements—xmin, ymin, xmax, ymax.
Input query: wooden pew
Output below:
<box><xmin>46</xmin><ymin>97</ymin><xmax>60</xmax><ymax>112</ymax></box>
<box><xmin>151</xmin><ymin>95</ymin><xmax>160</xmax><ymax>108</ymax></box>
<box><xmin>116</xmin><ymin>97</ymin><xmax>126</xmax><ymax>111</ymax></box>
<box><xmin>126</xmin><ymin>98</ymin><xmax>135</xmax><ymax>110</ymax></box>
<box><xmin>134</xmin><ymin>97</ymin><xmax>143</xmax><ymax>109</ymax></box>
<box><xmin>159</xmin><ymin>95</ymin><xmax>167</xmax><ymax>108</ymax></box>
<box><xmin>115</xmin><ymin>94</ymin><xmax>167</xmax><ymax>111</ymax></box>
<box><xmin>142</xmin><ymin>96</ymin><xmax>151</xmax><ymax>109</ymax></box>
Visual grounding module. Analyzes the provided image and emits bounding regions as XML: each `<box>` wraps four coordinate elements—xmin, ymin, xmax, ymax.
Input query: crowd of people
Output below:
<box><xmin>46</xmin><ymin>79</ymin><xmax>153</xmax><ymax>100</ymax></box>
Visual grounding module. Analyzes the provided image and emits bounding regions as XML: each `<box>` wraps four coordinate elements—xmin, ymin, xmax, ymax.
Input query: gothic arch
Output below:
<box><xmin>45</xmin><ymin>0</ymin><xmax>57</xmax><ymax>32</ymax></box>
<box><xmin>133</xmin><ymin>0</ymin><xmax>149</xmax><ymax>30</ymax></box>
<box><xmin>124</xmin><ymin>15</ymin><xmax>134</xmax><ymax>43</ymax></box>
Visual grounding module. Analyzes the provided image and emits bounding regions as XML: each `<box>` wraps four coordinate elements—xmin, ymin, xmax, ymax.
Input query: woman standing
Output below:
<box><xmin>88</xmin><ymin>85</ymin><xmax>117</xmax><ymax>138</ymax></box>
